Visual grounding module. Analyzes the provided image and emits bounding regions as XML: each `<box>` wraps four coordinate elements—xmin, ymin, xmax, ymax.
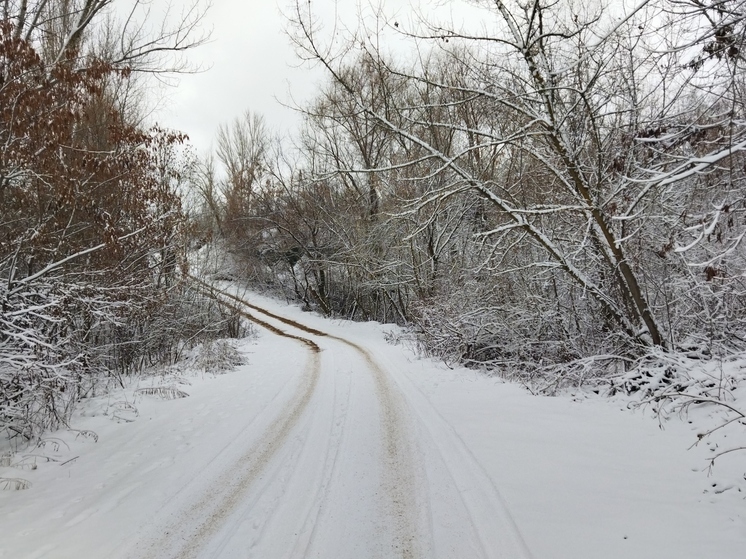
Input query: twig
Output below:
<box><xmin>666</xmin><ymin>393</ymin><xmax>745</xmax><ymax>418</ymax></box>
<box><xmin>708</xmin><ymin>446</ymin><xmax>746</xmax><ymax>470</ymax></box>
<box><xmin>60</xmin><ymin>456</ymin><xmax>80</xmax><ymax>466</ymax></box>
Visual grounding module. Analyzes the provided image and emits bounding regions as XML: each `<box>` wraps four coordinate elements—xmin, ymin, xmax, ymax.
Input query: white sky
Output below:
<box><xmin>148</xmin><ymin>0</ymin><xmax>490</xmax><ymax>155</ymax></box>
<box><xmin>145</xmin><ymin>0</ymin><xmax>640</xmax><ymax>155</ymax></box>
<box><xmin>151</xmin><ymin>0</ymin><xmax>366</xmax><ymax>155</ymax></box>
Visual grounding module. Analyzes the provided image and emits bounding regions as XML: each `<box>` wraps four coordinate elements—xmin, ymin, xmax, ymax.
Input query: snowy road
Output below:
<box><xmin>158</xmin><ymin>280</ymin><xmax>532</xmax><ymax>558</ymax></box>
<box><xmin>1</xmin><ymin>283</ymin><xmax>744</xmax><ymax>558</ymax></box>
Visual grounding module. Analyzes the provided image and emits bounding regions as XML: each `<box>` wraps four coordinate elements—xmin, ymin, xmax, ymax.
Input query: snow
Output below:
<box><xmin>1</xmin><ymin>286</ymin><xmax>744</xmax><ymax>558</ymax></box>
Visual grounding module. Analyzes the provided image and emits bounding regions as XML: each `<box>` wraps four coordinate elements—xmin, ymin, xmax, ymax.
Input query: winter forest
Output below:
<box><xmin>2</xmin><ymin>0</ymin><xmax>746</xmax><ymax>462</ymax></box>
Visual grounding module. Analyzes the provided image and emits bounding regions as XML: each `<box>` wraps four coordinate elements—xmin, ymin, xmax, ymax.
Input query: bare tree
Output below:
<box><xmin>216</xmin><ymin>110</ymin><xmax>269</xmax><ymax>240</ymax></box>
<box><xmin>3</xmin><ymin>0</ymin><xmax>209</xmax><ymax>72</ymax></box>
<box><xmin>284</xmin><ymin>0</ymin><xmax>746</xmax><ymax>372</ymax></box>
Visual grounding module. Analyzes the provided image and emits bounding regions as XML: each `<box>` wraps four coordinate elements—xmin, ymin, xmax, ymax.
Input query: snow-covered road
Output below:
<box><xmin>155</xmin><ymin>281</ymin><xmax>532</xmax><ymax>558</ymax></box>
<box><xmin>1</xmin><ymin>283</ymin><xmax>744</xmax><ymax>558</ymax></box>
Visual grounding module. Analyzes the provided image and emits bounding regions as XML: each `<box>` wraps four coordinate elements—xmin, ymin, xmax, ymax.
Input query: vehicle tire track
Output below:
<box><xmin>193</xmin><ymin>277</ymin><xmax>423</xmax><ymax>559</ymax></box>
<box><xmin>286</xmin><ymin>353</ymin><xmax>353</xmax><ymax>559</ymax></box>
<box><xmin>134</xmin><ymin>284</ymin><xmax>322</xmax><ymax>559</ymax></box>
<box><xmin>204</xmin><ymin>346</ymin><xmax>353</xmax><ymax>559</ymax></box>
<box><xmin>371</xmin><ymin>353</ymin><xmax>536</xmax><ymax>559</ymax></box>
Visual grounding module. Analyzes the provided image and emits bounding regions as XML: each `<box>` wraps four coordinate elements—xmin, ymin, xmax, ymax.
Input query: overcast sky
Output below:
<box><xmin>150</xmin><ymin>0</ymin><xmax>489</xmax><ymax>154</ymax></box>
<box><xmin>151</xmin><ymin>0</ymin><xmax>354</xmax><ymax>155</ymax></box>
<box><xmin>147</xmin><ymin>0</ymin><xmax>633</xmax><ymax>155</ymax></box>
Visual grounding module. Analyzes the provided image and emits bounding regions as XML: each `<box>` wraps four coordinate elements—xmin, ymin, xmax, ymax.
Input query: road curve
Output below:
<box><xmin>189</xmin><ymin>276</ymin><xmax>423</xmax><ymax>558</ymax></box>
<box><xmin>131</xmin><ymin>283</ymin><xmax>322</xmax><ymax>559</ymax></box>
<box><xmin>141</xmin><ymin>275</ymin><xmax>534</xmax><ymax>559</ymax></box>
<box><xmin>205</xmin><ymin>281</ymin><xmax>537</xmax><ymax>559</ymax></box>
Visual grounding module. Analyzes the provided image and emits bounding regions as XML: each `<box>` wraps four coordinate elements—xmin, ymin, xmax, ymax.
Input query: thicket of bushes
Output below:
<box><xmin>196</xmin><ymin>0</ymin><xmax>746</xmax><ymax>396</ymax></box>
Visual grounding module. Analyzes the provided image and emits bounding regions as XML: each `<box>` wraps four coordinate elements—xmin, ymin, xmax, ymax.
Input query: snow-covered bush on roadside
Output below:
<box><xmin>195</xmin><ymin>340</ymin><xmax>246</xmax><ymax>373</ymax></box>
<box><xmin>0</xmin><ymin>281</ymin><xmax>249</xmax><ymax>449</ymax></box>
<box><xmin>617</xmin><ymin>350</ymin><xmax>746</xmax><ymax>472</ymax></box>
<box><xmin>508</xmin><ymin>346</ymin><xmax>746</xmax><ymax>472</ymax></box>
<box><xmin>608</xmin><ymin>348</ymin><xmax>746</xmax><ymax>401</ymax></box>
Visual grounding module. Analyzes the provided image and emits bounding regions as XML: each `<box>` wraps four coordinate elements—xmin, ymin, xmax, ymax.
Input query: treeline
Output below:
<box><xmin>0</xmin><ymin>1</ymin><xmax>235</xmax><ymax>444</ymax></box>
<box><xmin>197</xmin><ymin>0</ymin><xmax>745</xmax><ymax>387</ymax></box>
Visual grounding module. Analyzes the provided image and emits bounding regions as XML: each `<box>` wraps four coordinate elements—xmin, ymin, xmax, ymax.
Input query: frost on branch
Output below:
<box><xmin>239</xmin><ymin>0</ymin><xmax>746</xmax><ymax>395</ymax></box>
<box><xmin>0</xmin><ymin>19</ymin><xmax>222</xmax><ymax>445</ymax></box>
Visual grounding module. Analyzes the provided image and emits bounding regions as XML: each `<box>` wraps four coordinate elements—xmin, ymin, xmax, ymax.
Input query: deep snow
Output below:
<box><xmin>1</xmin><ymin>287</ymin><xmax>744</xmax><ymax>558</ymax></box>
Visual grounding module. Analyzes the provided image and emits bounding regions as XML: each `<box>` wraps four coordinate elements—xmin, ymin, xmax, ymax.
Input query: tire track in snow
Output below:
<box><xmin>196</xmin><ymin>278</ymin><xmax>423</xmax><ymax>559</ymax></box>
<box><xmin>284</xmin><ymin>351</ymin><xmax>354</xmax><ymax>558</ymax></box>
<box><xmin>135</xmin><ymin>282</ymin><xmax>322</xmax><ymax>559</ymax></box>
<box><xmin>389</xmin><ymin>367</ymin><xmax>536</xmax><ymax>559</ymax></box>
<box><xmin>208</xmin><ymin>279</ymin><xmax>535</xmax><ymax>558</ymax></box>
<box><xmin>202</xmin><ymin>341</ymin><xmax>352</xmax><ymax>558</ymax></box>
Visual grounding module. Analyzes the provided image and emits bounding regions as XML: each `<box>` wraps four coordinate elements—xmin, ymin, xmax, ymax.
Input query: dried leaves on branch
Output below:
<box><xmin>1</xmin><ymin>1</ymin><xmax>214</xmax><ymax>444</ymax></box>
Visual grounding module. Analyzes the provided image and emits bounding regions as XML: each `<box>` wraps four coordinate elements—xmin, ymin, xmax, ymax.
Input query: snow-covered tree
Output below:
<box><xmin>278</xmin><ymin>0</ymin><xmax>745</xmax><ymax>374</ymax></box>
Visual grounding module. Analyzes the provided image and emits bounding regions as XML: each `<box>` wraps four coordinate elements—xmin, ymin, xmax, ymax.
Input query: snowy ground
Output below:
<box><xmin>1</xmin><ymin>284</ymin><xmax>744</xmax><ymax>558</ymax></box>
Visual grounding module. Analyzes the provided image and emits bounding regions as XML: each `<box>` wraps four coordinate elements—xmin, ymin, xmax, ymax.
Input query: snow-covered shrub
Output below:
<box><xmin>0</xmin><ymin>280</ymin><xmax>250</xmax><ymax>446</ymax></box>
<box><xmin>613</xmin><ymin>349</ymin><xmax>746</xmax><ymax>470</ymax></box>
<box><xmin>609</xmin><ymin>348</ymin><xmax>746</xmax><ymax>402</ymax></box>
<box><xmin>196</xmin><ymin>340</ymin><xmax>246</xmax><ymax>373</ymax></box>
<box><xmin>0</xmin><ymin>478</ymin><xmax>31</xmax><ymax>491</ymax></box>
<box><xmin>135</xmin><ymin>386</ymin><xmax>190</xmax><ymax>400</ymax></box>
